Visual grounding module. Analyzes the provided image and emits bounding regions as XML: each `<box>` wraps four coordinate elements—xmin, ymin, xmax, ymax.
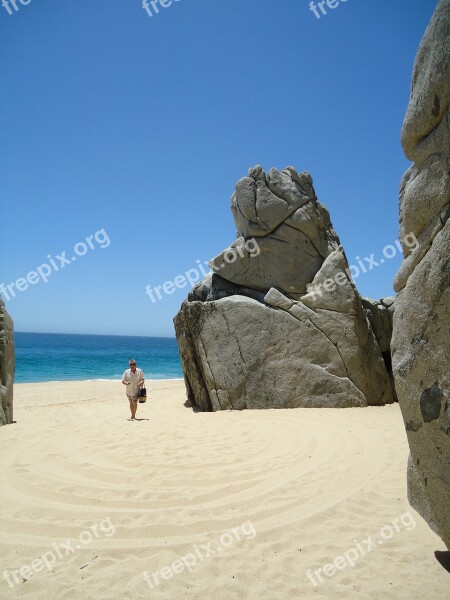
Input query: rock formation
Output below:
<box><xmin>362</xmin><ymin>296</ymin><xmax>396</xmax><ymax>401</ymax></box>
<box><xmin>0</xmin><ymin>298</ymin><xmax>14</xmax><ymax>426</ymax></box>
<box><xmin>212</xmin><ymin>166</ymin><xmax>339</xmax><ymax>298</ymax></box>
<box><xmin>175</xmin><ymin>166</ymin><xmax>394</xmax><ymax>411</ymax></box>
<box><xmin>391</xmin><ymin>0</ymin><xmax>449</xmax><ymax>550</ymax></box>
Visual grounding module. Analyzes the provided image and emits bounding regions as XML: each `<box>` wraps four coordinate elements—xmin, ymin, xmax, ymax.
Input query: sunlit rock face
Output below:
<box><xmin>174</xmin><ymin>165</ymin><xmax>393</xmax><ymax>412</ymax></box>
<box><xmin>392</xmin><ymin>0</ymin><xmax>450</xmax><ymax>551</ymax></box>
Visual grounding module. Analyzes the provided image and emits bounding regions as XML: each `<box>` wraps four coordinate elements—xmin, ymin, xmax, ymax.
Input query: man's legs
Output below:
<box><xmin>130</xmin><ymin>399</ymin><xmax>138</xmax><ymax>420</ymax></box>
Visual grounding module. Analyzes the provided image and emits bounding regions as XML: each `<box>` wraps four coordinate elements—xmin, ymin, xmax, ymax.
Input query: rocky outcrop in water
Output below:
<box><xmin>392</xmin><ymin>0</ymin><xmax>450</xmax><ymax>550</ymax></box>
<box><xmin>175</xmin><ymin>166</ymin><xmax>393</xmax><ymax>411</ymax></box>
<box><xmin>0</xmin><ymin>298</ymin><xmax>14</xmax><ymax>426</ymax></box>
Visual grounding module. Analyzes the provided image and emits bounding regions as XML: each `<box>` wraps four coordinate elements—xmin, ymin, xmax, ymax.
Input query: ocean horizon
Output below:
<box><xmin>14</xmin><ymin>332</ymin><xmax>183</xmax><ymax>383</ymax></box>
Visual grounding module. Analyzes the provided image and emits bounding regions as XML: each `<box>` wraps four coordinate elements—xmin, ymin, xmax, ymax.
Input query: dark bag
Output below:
<box><xmin>138</xmin><ymin>384</ymin><xmax>147</xmax><ymax>403</ymax></box>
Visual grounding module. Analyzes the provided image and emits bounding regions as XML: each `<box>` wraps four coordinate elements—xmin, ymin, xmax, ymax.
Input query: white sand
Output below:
<box><xmin>0</xmin><ymin>380</ymin><xmax>448</xmax><ymax>599</ymax></box>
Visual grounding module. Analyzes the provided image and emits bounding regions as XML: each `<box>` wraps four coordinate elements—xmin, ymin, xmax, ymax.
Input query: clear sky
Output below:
<box><xmin>0</xmin><ymin>0</ymin><xmax>438</xmax><ymax>337</ymax></box>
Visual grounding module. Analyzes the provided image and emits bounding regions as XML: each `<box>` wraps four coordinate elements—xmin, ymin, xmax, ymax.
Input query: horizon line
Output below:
<box><xmin>15</xmin><ymin>331</ymin><xmax>177</xmax><ymax>339</ymax></box>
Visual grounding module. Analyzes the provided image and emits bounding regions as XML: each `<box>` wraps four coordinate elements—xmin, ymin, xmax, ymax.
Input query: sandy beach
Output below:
<box><xmin>0</xmin><ymin>380</ymin><xmax>448</xmax><ymax>599</ymax></box>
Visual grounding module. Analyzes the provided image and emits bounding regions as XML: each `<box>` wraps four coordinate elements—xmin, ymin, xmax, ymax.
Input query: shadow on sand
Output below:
<box><xmin>435</xmin><ymin>551</ymin><xmax>450</xmax><ymax>573</ymax></box>
<box><xmin>183</xmin><ymin>399</ymin><xmax>203</xmax><ymax>413</ymax></box>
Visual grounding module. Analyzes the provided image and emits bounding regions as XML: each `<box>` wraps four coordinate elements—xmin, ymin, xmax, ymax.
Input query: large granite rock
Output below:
<box><xmin>212</xmin><ymin>166</ymin><xmax>340</xmax><ymax>298</ymax></box>
<box><xmin>392</xmin><ymin>0</ymin><xmax>450</xmax><ymax>550</ymax></box>
<box><xmin>0</xmin><ymin>298</ymin><xmax>14</xmax><ymax>426</ymax></box>
<box><xmin>175</xmin><ymin>166</ymin><xmax>393</xmax><ymax>411</ymax></box>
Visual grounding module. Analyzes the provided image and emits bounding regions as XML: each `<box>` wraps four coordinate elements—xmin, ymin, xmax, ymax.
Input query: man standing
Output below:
<box><xmin>122</xmin><ymin>359</ymin><xmax>145</xmax><ymax>420</ymax></box>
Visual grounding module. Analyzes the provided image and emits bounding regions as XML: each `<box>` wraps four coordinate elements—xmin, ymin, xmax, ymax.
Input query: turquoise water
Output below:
<box><xmin>15</xmin><ymin>332</ymin><xmax>183</xmax><ymax>383</ymax></box>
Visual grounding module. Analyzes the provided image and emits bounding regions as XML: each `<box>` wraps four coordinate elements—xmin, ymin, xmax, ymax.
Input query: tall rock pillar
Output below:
<box><xmin>392</xmin><ymin>0</ymin><xmax>450</xmax><ymax>550</ymax></box>
<box><xmin>0</xmin><ymin>298</ymin><xmax>14</xmax><ymax>426</ymax></box>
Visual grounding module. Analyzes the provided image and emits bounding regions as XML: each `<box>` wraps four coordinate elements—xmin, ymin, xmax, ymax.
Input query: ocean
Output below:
<box><xmin>14</xmin><ymin>332</ymin><xmax>183</xmax><ymax>383</ymax></box>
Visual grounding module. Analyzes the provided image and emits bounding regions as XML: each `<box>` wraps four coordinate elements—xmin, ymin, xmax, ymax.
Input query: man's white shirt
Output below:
<box><xmin>122</xmin><ymin>368</ymin><xmax>144</xmax><ymax>397</ymax></box>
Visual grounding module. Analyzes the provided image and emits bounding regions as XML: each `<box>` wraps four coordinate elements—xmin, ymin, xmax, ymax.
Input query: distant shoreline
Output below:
<box><xmin>15</xmin><ymin>377</ymin><xmax>184</xmax><ymax>385</ymax></box>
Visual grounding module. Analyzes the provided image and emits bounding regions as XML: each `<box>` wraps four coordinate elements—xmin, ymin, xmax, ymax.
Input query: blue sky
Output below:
<box><xmin>0</xmin><ymin>0</ymin><xmax>438</xmax><ymax>337</ymax></box>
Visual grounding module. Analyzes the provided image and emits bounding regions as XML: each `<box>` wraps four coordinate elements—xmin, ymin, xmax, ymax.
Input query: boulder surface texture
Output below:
<box><xmin>392</xmin><ymin>0</ymin><xmax>450</xmax><ymax>550</ymax></box>
<box><xmin>0</xmin><ymin>298</ymin><xmax>14</xmax><ymax>426</ymax></box>
<box><xmin>175</xmin><ymin>166</ymin><xmax>393</xmax><ymax>411</ymax></box>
